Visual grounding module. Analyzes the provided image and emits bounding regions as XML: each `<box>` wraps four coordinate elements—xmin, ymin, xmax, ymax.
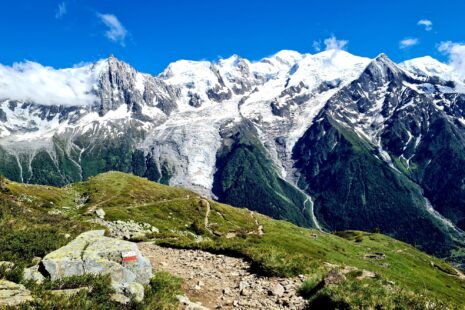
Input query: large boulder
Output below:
<box><xmin>0</xmin><ymin>280</ymin><xmax>33</xmax><ymax>306</ymax></box>
<box><xmin>41</xmin><ymin>230</ymin><xmax>152</xmax><ymax>299</ymax></box>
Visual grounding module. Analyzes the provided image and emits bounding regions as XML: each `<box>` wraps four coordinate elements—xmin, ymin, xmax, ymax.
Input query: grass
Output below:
<box><xmin>9</xmin><ymin>272</ymin><xmax>183</xmax><ymax>310</ymax></box>
<box><xmin>1</xmin><ymin>171</ymin><xmax>465</xmax><ymax>308</ymax></box>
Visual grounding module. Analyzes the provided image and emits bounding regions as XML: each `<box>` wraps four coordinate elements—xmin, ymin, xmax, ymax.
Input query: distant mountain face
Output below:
<box><xmin>1</xmin><ymin>50</ymin><xmax>465</xmax><ymax>266</ymax></box>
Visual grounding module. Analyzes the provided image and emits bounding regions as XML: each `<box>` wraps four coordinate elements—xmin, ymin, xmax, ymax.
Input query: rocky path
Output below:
<box><xmin>138</xmin><ymin>243</ymin><xmax>306</xmax><ymax>309</ymax></box>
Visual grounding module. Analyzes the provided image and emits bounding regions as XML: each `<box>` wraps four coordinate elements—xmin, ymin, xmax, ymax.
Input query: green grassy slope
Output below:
<box><xmin>1</xmin><ymin>172</ymin><xmax>465</xmax><ymax>308</ymax></box>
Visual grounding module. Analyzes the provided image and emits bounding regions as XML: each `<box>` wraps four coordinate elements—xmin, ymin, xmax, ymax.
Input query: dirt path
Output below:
<box><xmin>249</xmin><ymin>211</ymin><xmax>264</xmax><ymax>237</ymax></box>
<box><xmin>86</xmin><ymin>196</ymin><xmax>115</xmax><ymax>214</ymax></box>
<box><xmin>138</xmin><ymin>243</ymin><xmax>306</xmax><ymax>309</ymax></box>
<box><xmin>201</xmin><ymin>199</ymin><xmax>213</xmax><ymax>234</ymax></box>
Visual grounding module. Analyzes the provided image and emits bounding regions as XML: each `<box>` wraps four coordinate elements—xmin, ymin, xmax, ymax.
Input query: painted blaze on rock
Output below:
<box><xmin>122</xmin><ymin>251</ymin><xmax>138</xmax><ymax>262</ymax></box>
<box><xmin>41</xmin><ymin>230</ymin><xmax>152</xmax><ymax>298</ymax></box>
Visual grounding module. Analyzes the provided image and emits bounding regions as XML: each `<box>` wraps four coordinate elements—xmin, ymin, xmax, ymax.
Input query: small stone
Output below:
<box><xmin>111</xmin><ymin>293</ymin><xmax>130</xmax><ymax>304</ymax></box>
<box><xmin>240</xmin><ymin>288</ymin><xmax>252</xmax><ymax>296</ymax></box>
<box><xmin>239</xmin><ymin>280</ymin><xmax>249</xmax><ymax>291</ymax></box>
<box><xmin>270</xmin><ymin>283</ymin><xmax>285</xmax><ymax>297</ymax></box>
<box><xmin>31</xmin><ymin>257</ymin><xmax>42</xmax><ymax>266</ymax></box>
<box><xmin>176</xmin><ymin>295</ymin><xmax>209</xmax><ymax>310</ymax></box>
<box><xmin>95</xmin><ymin>208</ymin><xmax>105</xmax><ymax>219</ymax></box>
<box><xmin>357</xmin><ymin>270</ymin><xmax>376</xmax><ymax>280</ymax></box>
<box><xmin>223</xmin><ymin>287</ymin><xmax>231</xmax><ymax>295</ymax></box>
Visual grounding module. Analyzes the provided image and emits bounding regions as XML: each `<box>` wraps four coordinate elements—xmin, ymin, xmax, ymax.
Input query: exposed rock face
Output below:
<box><xmin>0</xmin><ymin>280</ymin><xmax>33</xmax><ymax>306</ymax></box>
<box><xmin>97</xmin><ymin>55</ymin><xmax>179</xmax><ymax>116</ymax></box>
<box><xmin>41</xmin><ymin>230</ymin><xmax>152</xmax><ymax>299</ymax></box>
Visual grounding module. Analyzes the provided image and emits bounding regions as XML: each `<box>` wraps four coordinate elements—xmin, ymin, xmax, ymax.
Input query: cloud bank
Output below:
<box><xmin>438</xmin><ymin>41</ymin><xmax>465</xmax><ymax>78</ymax></box>
<box><xmin>97</xmin><ymin>13</ymin><xmax>128</xmax><ymax>46</ymax></box>
<box><xmin>399</xmin><ymin>38</ymin><xmax>419</xmax><ymax>49</ymax></box>
<box><xmin>0</xmin><ymin>61</ymin><xmax>100</xmax><ymax>106</ymax></box>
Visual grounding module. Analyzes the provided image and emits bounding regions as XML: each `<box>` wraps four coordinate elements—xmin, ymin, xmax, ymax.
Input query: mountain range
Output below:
<box><xmin>1</xmin><ymin>49</ymin><xmax>465</xmax><ymax>267</ymax></box>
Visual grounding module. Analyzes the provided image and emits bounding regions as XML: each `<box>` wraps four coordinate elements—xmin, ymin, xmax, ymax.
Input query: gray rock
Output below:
<box><xmin>95</xmin><ymin>208</ymin><xmax>106</xmax><ymax>219</ymax></box>
<box><xmin>50</xmin><ymin>287</ymin><xmax>92</xmax><ymax>297</ymax></box>
<box><xmin>31</xmin><ymin>257</ymin><xmax>42</xmax><ymax>266</ymax></box>
<box><xmin>23</xmin><ymin>265</ymin><xmax>45</xmax><ymax>284</ymax></box>
<box><xmin>0</xmin><ymin>261</ymin><xmax>15</xmax><ymax>272</ymax></box>
<box><xmin>111</xmin><ymin>293</ymin><xmax>131</xmax><ymax>304</ymax></box>
<box><xmin>42</xmin><ymin>230</ymin><xmax>152</xmax><ymax>300</ymax></box>
<box><xmin>270</xmin><ymin>283</ymin><xmax>285</xmax><ymax>297</ymax></box>
<box><xmin>91</xmin><ymin>219</ymin><xmax>159</xmax><ymax>240</ymax></box>
<box><xmin>0</xmin><ymin>280</ymin><xmax>33</xmax><ymax>306</ymax></box>
<box><xmin>176</xmin><ymin>295</ymin><xmax>209</xmax><ymax>310</ymax></box>
<box><xmin>240</xmin><ymin>288</ymin><xmax>252</xmax><ymax>296</ymax></box>
<box><xmin>324</xmin><ymin>269</ymin><xmax>346</xmax><ymax>285</ymax></box>
<box><xmin>126</xmin><ymin>282</ymin><xmax>144</xmax><ymax>303</ymax></box>
<box><xmin>239</xmin><ymin>280</ymin><xmax>249</xmax><ymax>291</ymax></box>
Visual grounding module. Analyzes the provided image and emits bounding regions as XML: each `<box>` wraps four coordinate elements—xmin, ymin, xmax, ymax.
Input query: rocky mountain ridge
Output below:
<box><xmin>1</xmin><ymin>50</ymin><xmax>465</xmax><ymax>266</ymax></box>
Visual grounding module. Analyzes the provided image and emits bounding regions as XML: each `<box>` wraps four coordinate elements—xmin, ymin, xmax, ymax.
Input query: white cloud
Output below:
<box><xmin>0</xmin><ymin>61</ymin><xmax>100</xmax><ymax>106</ymax></box>
<box><xmin>417</xmin><ymin>19</ymin><xmax>433</xmax><ymax>31</ymax></box>
<box><xmin>399</xmin><ymin>38</ymin><xmax>419</xmax><ymax>49</ymax></box>
<box><xmin>97</xmin><ymin>13</ymin><xmax>128</xmax><ymax>46</ymax></box>
<box><xmin>312</xmin><ymin>40</ymin><xmax>322</xmax><ymax>52</ymax></box>
<box><xmin>438</xmin><ymin>41</ymin><xmax>465</xmax><ymax>78</ymax></box>
<box><xmin>323</xmin><ymin>35</ymin><xmax>348</xmax><ymax>51</ymax></box>
<box><xmin>55</xmin><ymin>2</ymin><xmax>67</xmax><ymax>19</ymax></box>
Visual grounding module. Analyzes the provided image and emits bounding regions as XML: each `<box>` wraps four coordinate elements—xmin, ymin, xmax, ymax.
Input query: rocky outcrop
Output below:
<box><xmin>0</xmin><ymin>280</ymin><xmax>33</xmax><ymax>307</ymax></box>
<box><xmin>41</xmin><ymin>230</ymin><xmax>152</xmax><ymax>300</ymax></box>
<box><xmin>91</xmin><ymin>218</ymin><xmax>159</xmax><ymax>240</ymax></box>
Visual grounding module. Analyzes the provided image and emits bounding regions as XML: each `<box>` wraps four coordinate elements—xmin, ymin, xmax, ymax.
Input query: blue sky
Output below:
<box><xmin>0</xmin><ymin>0</ymin><xmax>464</xmax><ymax>74</ymax></box>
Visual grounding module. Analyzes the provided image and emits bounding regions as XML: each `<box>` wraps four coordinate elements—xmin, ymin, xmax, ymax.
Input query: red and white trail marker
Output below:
<box><xmin>122</xmin><ymin>251</ymin><xmax>137</xmax><ymax>262</ymax></box>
